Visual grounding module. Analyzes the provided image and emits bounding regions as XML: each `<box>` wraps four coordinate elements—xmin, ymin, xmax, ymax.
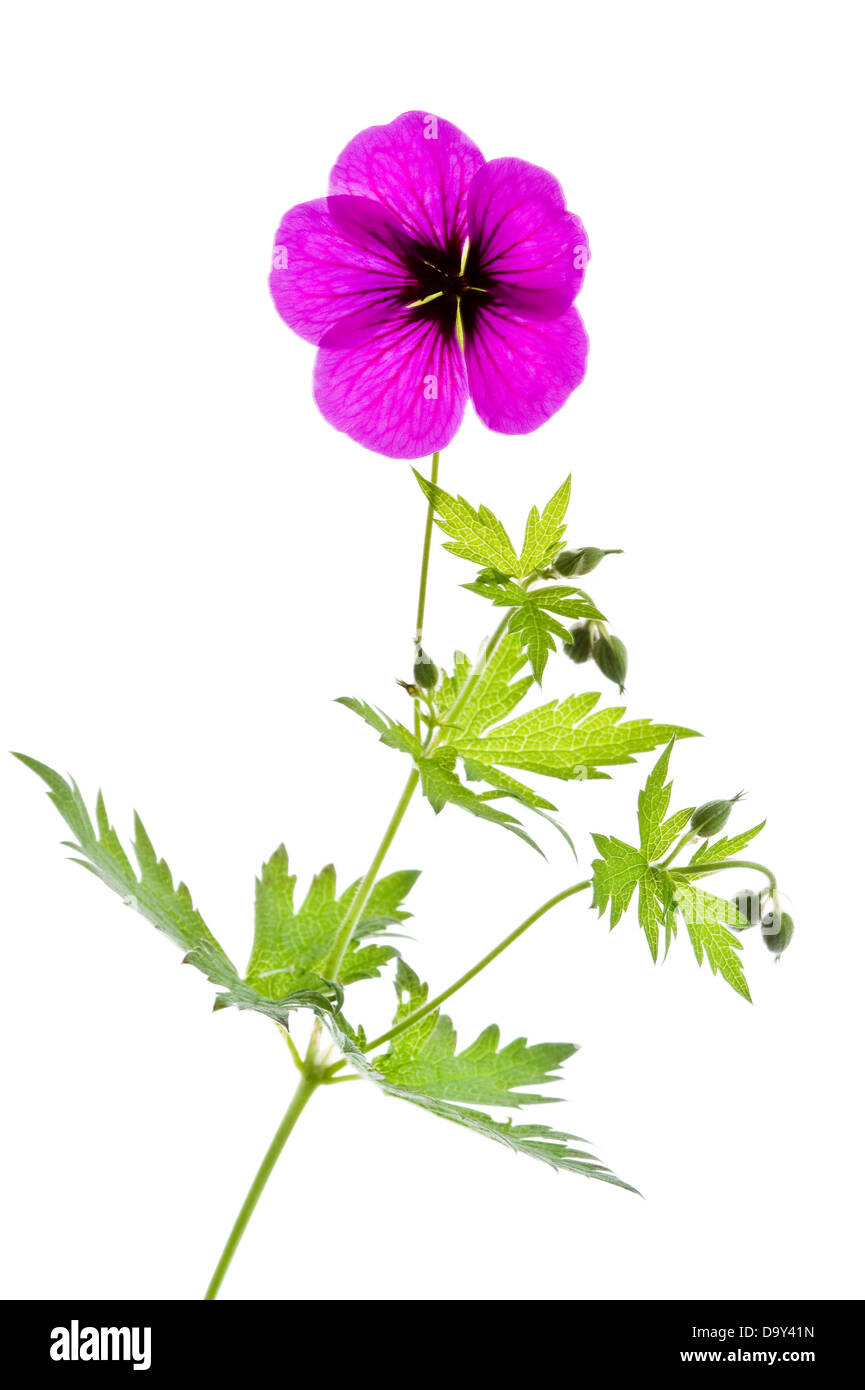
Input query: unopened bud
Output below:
<box><xmin>690</xmin><ymin>792</ymin><xmax>744</xmax><ymax>838</ymax></box>
<box><xmin>593</xmin><ymin>632</ymin><xmax>628</xmax><ymax>692</ymax></box>
<box><xmin>555</xmin><ymin>547</ymin><xmax>622</xmax><ymax>577</ymax></box>
<box><xmin>563</xmin><ymin>621</ymin><xmax>594</xmax><ymax>664</ymax></box>
<box><xmin>761</xmin><ymin>910</ymin><xmax>794</xmax><ymax>956</ymax></box>
<box><xmin>413</xmin><ymin>648</ymin><xmax>438</xmax><ymax>690</ymax></box>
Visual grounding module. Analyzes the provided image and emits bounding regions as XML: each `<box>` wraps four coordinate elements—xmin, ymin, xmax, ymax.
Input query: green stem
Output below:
<box><xmin>414</xmin><ymin>452</ymin><xmax>440</xmax><ymax>740</ymax></box>
<box><xmin>657</xmin><ymin>830</ymin><xmax>695</xmax><ymax>868</ymax></box>
<box><xmin>203</xmin><ymin>1069</ymin><xmax>319</xmax><ymax>1300</ymax></box>
<box><xmin>414</xmin><ymin>452</ymin><xmax>439</xmax><ymax>653</ymax></box>
<box><xmin>437</xmin><ymin>612</ymin><xmax>512</xmax><ymax>741</ymax></box>
<box><xmin>202</xmin><ymin>453</ymin><xmax>527</xmax><ymax>1298</ymax></box>
<box><xmin>680</xmin><ymin>858</ymin><xmax>777</xmax><ymax>892</ymax></box>
<box><xmin>364</xmin><ymin>879</ymin><xmax>591</xmax><ymax>1054</ymax></box>
<box><xmin>203</xmin><ymin>454</ymin><xmax>445</xmax><ymax>1298</ymax></box>
<box><xmin>322</xmin><ymin>463</ymin><xmax>521</xmax><ymax>981</ymax></box>
<box><xmin>320</xmin><ymin>766</ymin><xmax>420</xmax><ymax>979</ymax></box>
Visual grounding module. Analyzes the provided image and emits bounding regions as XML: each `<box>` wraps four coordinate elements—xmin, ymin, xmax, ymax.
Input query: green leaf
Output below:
<box><xmin>341</xmin><ymin>867</ymin><xmax>420</xmax><ymax>935</ymax></box>
<box><xmin>518</xmin><ymin>476</ymin><xmax>572</xmax><ymax>575</ymax></box>
<box><xmin>376</xmin><ymin>965</ymin><xmax>575</xmax><ymax>1106</ymax></box>
<box><xmin>338</xmin><ymin>675</ymin><xmax>544</xmax><ymax>854</ymax></box>
<box><xmin>524</xmin><ymin>585</ymin><xmax>605</xmax><ymax>622</ymax></box>
<box><xmin>590</xmin><ymin>831</ymin><xmax>679</xmax><ymax>962</ymax></box>
<box><xmin>434</xmin><ymin>640</ymin><xmax>695</xmax><ymax>856</ymax></box>
<box><xmin>335</xmin><ymin>698</ymin><xmax>420</xmax><ymax>758</ymax></box>
<box><xmin>437</xmin><ymin>650</ymin><xmax>473</xmax><ymax>713</ymax></box>
<box><xmin>246</xmin><ymin>845</ymin><xmax>418</xmax><ymax>994</ymax></box>
<box><xmin>413</xmin><ymin>472</ymin><xmax>520</xmax><ymax>575</ymax></box>
<box><xmin>329</xmin><ymin>967</ymin><xmax>635</xmax><ymax>1190</ymax></box>
<box><xmin>590</xmin><ymin>835</ymin><xmax>649</xmax><ymax>928</ymax></box>
<box><xmin>448</xmin><ymin>652</ymin><xmax>699</xmax><ymax>778</ymax></box>
<box><xmin>381</xmin><ymin>1022</ymin><xmax>573</xmax><ymax>1108</ymax></box>
<box><xmin>462</xmin><ymin>758</ymin><xmax>557</xmax><ymax>812</ymax></box>
<box><xmin>460</xmin><ymin>761</ymin><xmax>576</xmax><ymax>857</ymax></box>
<box><xmin>416</xmin><ymin>748</ymin><xmax>542</xmax><ymax>854</ymax></box>
<box><xmin>688</xmin><ymin>820</ymin><xmax>768</xmax><ymax>868</ymax></box>
<box><xmin>671</xmin><ymin>884</ymin><xmax>752</xmax><ymax>1002</ymax></box>
<box><xmin>373</xmin><ymin>1082</ymin><xmax>637</xmax><ymax>1186</ymax></box>
<box><xmin>506</xmin><ymin>597</ymin><xmax>568</xmax><ymax>684</ymax></box>
<box><xmin>637</xmin><ymin>739</ymin><xmax>696</xmax><ymax>861</ymax></box>
<box><xmin>15</xmin><ymin>753</ymin><xmax>239</xmax><ymax>991</ymax></box>
<box><xmin>415</xmin><ymin>474</ymin><xmax>583</xmax><ymax>584</ymax></box>
<box><xmin>449</xmin><ymin>635</ymin><xmax>535</xmax><ymax>736</ymax></box>
<box><xmin>16</xmin><ymin>754</ymin><xmax>415</xmax><ymax>1024</ymax></box>
<box><xmin>590</xmin><ymin>744</ymin><xmax>753</xmax><ymax>994</ymax></box>
<box><xmin>462</xmin><ymin>580</ymin><xmax>604</xmax><ymax>683</ymax></box>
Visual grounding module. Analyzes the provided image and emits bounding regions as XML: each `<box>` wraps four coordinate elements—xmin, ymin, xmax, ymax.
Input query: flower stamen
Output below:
<box><xmin>455</xmin><ymin>297</ymin><xmax>465</xmax><ymax>353</ymax></box>
<box><xmin>406</xmin><ymin>290</ymin><xmax>446</xmax><ymax>308</ymax></box>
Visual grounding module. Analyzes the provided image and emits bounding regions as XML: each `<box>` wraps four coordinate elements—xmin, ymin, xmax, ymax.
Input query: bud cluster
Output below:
<box><xmin>564</xmin><ymin>621</ymin><xmax>628</xmax><ymax>693</ymax></box>
<box><xmin>731</xmin><ymin>887</ymin><xmax>795</xmax><ymax>958</ymax></box>
<box><xmin>689</xmin><ymin>797</ymin><xmax>794</xmax><ymax>958</ymax></box>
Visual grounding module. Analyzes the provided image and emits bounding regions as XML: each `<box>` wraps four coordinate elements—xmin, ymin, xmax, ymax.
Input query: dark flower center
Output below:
<box><xmin>402</xmin><ymin>236</ymin><xmax>493</xmax><ymax>343</ymax></box>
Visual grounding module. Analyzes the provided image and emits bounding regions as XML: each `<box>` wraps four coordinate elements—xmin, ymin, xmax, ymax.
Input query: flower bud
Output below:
<box><xmin>593</xmin><ymin>632</ymin><xmax>628</xmax><ymax>692</ymax></box>
<box><xmin>563</xmin><ymin>621</ymin><xmax>594</xmax><ymax>664</ymax></box>
<box><xmin>413</xmin><ymin>648</ymin><xmax>438</xmax><ymax>690</ymax></box>
<box><xmin>731</xmin><ymin>888</ymin><xmax>761</xmax><ymax>928</ymax></box>
<box><xmin>690</xmin><ymin>792</ymin><xmax>744</xmax><ymax>838</ymax></box>
<box><xmin>555</xmin><ymin>547</ymin><xmax>622</xmax><ymax>577</ymax></box>
<box><xmin>761</xmin><ymin>910</ymin><xmax>794</xmax><ymax>955</ymax></box>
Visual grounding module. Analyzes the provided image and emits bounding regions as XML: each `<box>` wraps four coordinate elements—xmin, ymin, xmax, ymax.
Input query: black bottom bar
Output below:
<box><xmin>1</xmin><ymin>1298</ymin><xmax>857</xmax><ymax>1375</ymax></box>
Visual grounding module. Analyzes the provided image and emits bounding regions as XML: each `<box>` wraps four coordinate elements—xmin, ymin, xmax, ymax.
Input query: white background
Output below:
<box><xmin>2</xmin><ymin>0</ymin><xmax>863</xmax><ymax>1301</ymax></box>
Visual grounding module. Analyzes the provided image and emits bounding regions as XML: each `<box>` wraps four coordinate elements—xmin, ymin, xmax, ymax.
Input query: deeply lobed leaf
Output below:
<box><xmin>590</xmin><ymin>743</ymin><xmax>758</xmax><ymax>996</ymax></box>
<box><xmin>246</xmin><ymin>847</ymin><xmax>418</xmax><ymax>995</ymax></box>
<box><xmin>16</xmin><ymin>754</ymin><xmax>419</xmax><ymax>1024</ymax></box>
<box><xmin>444</xmin><ymin>639</ymin><xmax>698</xmax><ymax>778</ymax></box>
<box><xmin>329</xmin><ymin>964</ymin><xmax>635</xmax><ymax>1190</ymax></box>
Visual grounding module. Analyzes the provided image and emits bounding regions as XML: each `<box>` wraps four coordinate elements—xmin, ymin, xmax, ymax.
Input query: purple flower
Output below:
<box><xmin>270</xmin><ymin>111</ymin><xmax>590</xmax><ymax>460</ymax></box>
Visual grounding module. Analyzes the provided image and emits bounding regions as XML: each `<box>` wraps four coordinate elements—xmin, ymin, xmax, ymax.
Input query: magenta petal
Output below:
<box><xmin>314</xmin><ymin>316</ymin><xmax>468</xmax><ymax>459</ymax></box>
<box><xmin>328</xmin><ymin>111</ymin><xmax>486</xmax><ymax>248</ymax></box>
<box><xmin>466</xmin><ymin>306</ymin><xmax>588</xmax><ymax>435</ymax></box>
<box><xmin>269</xmin><ymin>196</ymin><xmax>412</xmax><ymax>345</ymax></box>
<box><xmin>467</xmin><ymin>158</ymin><xmax>589</xmax><ymax>320</ymax></box>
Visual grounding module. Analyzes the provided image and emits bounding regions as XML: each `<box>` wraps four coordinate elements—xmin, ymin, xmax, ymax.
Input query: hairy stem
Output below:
<box><xmin>657</xmin><ymin>830</ymin><xmax>695</xmax><ymax>868</ymax></box>
<box><xmin>204</xmin><ymin>1068</ymin><xmax>319</xmax><ymax>1300</ymax></box>
<box><xmin>437</xmin><ymin>612</ymin><xmax>512</xmax><ymax>740</ymax></box>
<box><xmin>680</xmin><ymin>858</ymin><xmax>777</xmax><ymax>893</ymax></box>
<box><xmin>414</xmin><ymin>455</ymin><xmax>439</xmax><ymax>649</ymax></box>
<box><xmin>203</xmin><ymin>454</ymin><xmax>444</xmax><ymax>1298</ymax></box>
<box><xmin>322</xmin><ymin>457</ymin><xmax>520</xmax><ymax>983</ymax></box>
<box><xmin>203</xmin><ymin>458</ymin><xmax>540</xmax><ymax>1297</ymax></box>
<box><xmin>414</xmin><ymin>452</ymin><xmax>440</xmax><ymax>738</ymax></box>
<box><xmin>363</xmin><ymin>879</ymin><xmax>592</xmax><ymax>1054</ymax></box>
<box><xmin>320</xmin><ymin>767</ymin><xmax>420</xmax><ymax>978</ymax></box>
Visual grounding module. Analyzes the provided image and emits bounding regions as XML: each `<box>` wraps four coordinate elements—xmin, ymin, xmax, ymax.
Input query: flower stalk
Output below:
<box><xmin>364</xmin><ymin>879</ymin><xmax>592</xmax><ymax>1054</ymax></box>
